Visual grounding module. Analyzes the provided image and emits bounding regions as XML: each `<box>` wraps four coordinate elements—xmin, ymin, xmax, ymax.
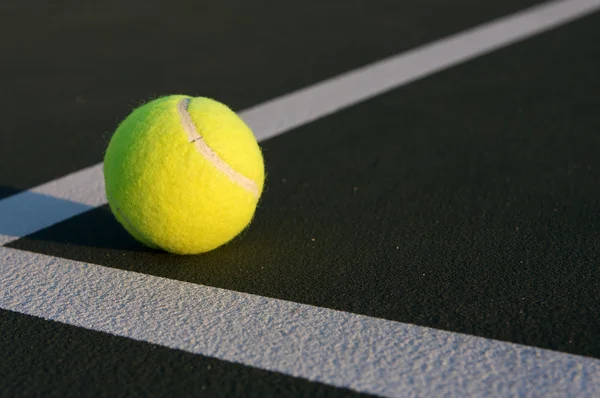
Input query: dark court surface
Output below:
<box><xmin>9</xmin><ymin>7</ymin><xmax>600</xmax><ymax>359</ymax></box>
<box><xmin>0</xmin><ymin>309</ymin><xmax>370</xmax><ymax>397</ymax></box>
<box><xmin>3</xmin><ymin>0</ymin><xmax>600</xmax><ymax>396</ymax></box>
<box><xmin>0</xmin><ymin>0</ymin><xmax>544</xmax><ymax>197</ymax></box>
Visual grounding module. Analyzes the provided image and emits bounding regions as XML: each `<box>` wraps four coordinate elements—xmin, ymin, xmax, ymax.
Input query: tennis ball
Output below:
<box><xmin>103</xmin><ymin>95</ymin><xmax>265</xmax><ymax>255</ymax></box>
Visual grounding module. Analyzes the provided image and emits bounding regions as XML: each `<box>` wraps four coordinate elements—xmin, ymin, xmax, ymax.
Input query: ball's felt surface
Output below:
<box><xmin>103</xmin><ymin>95</ymin><xmax>265</xmax><ymax>255</ymax></box>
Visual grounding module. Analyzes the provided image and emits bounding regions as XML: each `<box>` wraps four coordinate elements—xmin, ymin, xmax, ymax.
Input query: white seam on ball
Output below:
<box><xmin>177</xmin><ymin>98</ymin><xmax>259</xmax><ymax>199</ymax></box>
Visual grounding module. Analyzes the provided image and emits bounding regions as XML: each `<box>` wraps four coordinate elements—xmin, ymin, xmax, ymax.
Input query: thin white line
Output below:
<box><xmin>1</xmin><ymin>246</ymin><xmax>599</xmax><ymax>397</ymax></box>
<box><xmin>243</xmin><ymin>0</ymin><xmax>600</xmax><ymax>142</ymax></box>
<box><xmin>0</xmin><ymin>164</ymin><xmax>104</xmax><ymax>245</ymax></box>
<box><xmin>1</xmin><ymin>0</ymin><xmax>600</xmax><ymax>245</ymax></box>
<box><xmin>177</xmin><ymin>98</ymin><xmax>260</xmax><ymax>198</ymax></box>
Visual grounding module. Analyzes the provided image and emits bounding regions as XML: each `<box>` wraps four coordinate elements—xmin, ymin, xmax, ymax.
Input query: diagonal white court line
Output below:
<box><xmin>1</xmin><ymin>246</ymin><xmax>599</xmax><ymax>397</ymax></box>
<box><xmin>2</xmin><ymin>0</ymin><xmax>600</xmax><ymax>246</ymax></box>
<box><xmin>2</xmin><ymin>1</ymin><xmax>600</xmax><ymax>393</ymax></box>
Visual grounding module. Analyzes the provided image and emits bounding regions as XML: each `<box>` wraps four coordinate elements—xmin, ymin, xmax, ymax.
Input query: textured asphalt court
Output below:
<box><xmin>2</xmin><ymin>1</ymin><xmax>600</xmax><ymax>396</ymax></box>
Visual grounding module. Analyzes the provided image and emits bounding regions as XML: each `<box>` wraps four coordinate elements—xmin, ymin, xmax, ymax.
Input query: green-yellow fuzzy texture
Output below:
<box><xmin>103</xmin><ymin>95</ymin><xmax>265</xmax><ymax>255</ymax></box>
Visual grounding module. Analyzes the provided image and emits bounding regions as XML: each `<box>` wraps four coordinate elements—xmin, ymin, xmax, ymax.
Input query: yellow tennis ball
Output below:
<box><xmin>103</xmin><ymin>95</ymin><xmax>265</xmax><ymax>255</ymax></box>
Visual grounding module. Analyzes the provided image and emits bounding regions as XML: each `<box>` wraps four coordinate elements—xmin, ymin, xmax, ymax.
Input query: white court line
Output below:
<box><xmin>1</xmin><ymin>246</ymin><xmax>599</xmax><ymax>397</ymax></box>
<box><xmin>2</xmin><ymin>0</ymin><xmax>600</xmax><ymax>246</ymax></box>
<box><xmin>1</xmin><ymin>1</ymin><xmax>600</xmax><ymax>395</ymax></box>
<box><xmin>0</xmin><ymin>165</ymin><xmax>105</xmax><ymax>245</ymax></box>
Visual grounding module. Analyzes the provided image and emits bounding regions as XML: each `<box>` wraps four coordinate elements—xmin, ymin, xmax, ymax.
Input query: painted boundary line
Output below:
<box><xmin>3</xmin><ymin>1</ymin><xmax>600</xmax><ymax>395</ymax></box>
<box><xmin>2</xmin><ymin>0</ymin><xmax>600</xmax><ymax>245</ymax></box>
<box><xmin>1</xmin><ymin>246</ymin><xmax>599</xmax><ymax>397</ymax></box>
